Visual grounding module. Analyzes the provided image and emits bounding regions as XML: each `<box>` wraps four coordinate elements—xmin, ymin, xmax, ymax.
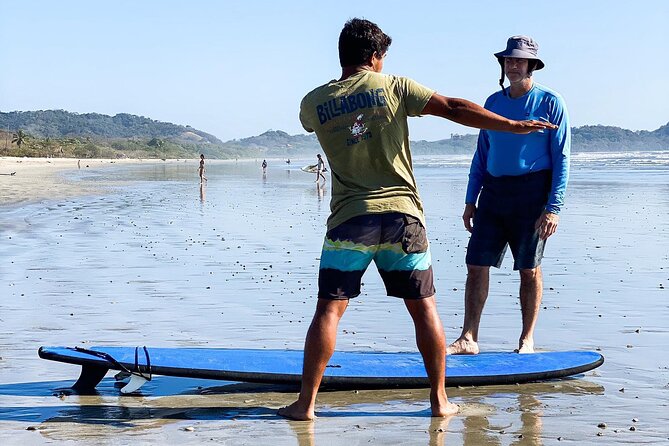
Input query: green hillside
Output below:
<box><xmin>571</xmin><ymin>124</ymin><xmax>669</xmax><ymax>151</ymax></box>
<box><xmin>0</xmin><ymin>110</ymin><xmax>221</xmax><ymax>143</ymax></box>
<box><xmin>1</xmin><ymin>110</ymin><xmax>667</xmax><ymax>159</ymax></box>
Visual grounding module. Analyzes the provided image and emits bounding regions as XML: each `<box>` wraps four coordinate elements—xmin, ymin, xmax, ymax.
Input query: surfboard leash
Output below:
<box><xmin>70</xmin><ymin>346</ymin><xmax>153</xmax><ymax>382</ymax></box>
<box><xmin>134</xmin><ymin>346</ymin><xmax>152</xmax><ymax>381</ymax></box>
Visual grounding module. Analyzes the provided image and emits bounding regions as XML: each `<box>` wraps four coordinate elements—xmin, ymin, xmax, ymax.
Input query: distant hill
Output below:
<box><xmin>0</xmin><ymin>110</ymin><xmax>221</xmax><ymax>144</ymax></box>
<box><xmin>1</xmin><ymin>109</ymin><xmax>667</xmax><ymax>159</ymax></box>
<box><xmin>410</xmin><ymin>134</ymin><xmax>478</xmax><ymax>154</ymax></box>
<box><xmin>571</xmin><ymin>124</ymin><xmax>669</xmax><ymax>151</ymax></box>
<box><xmin>220</xmin><ymin>124</ymin><xmax>669</xmax><ymax>155</ymax></box>
<box><xmin>220</xmin><ymin>130</ymin><xmax>319</xmax><ymax>157</ymax></box>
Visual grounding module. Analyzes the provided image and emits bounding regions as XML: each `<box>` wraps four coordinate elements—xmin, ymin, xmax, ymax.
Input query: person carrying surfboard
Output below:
<box><xmin>447</xmin><ymin>36</ymin><xmax>571</xmax><ymax>356</ymax></box>
<box><xmin>278</xmin><ymin>19</ymin><xmax>555</xmax><ymax>421</ymax></box>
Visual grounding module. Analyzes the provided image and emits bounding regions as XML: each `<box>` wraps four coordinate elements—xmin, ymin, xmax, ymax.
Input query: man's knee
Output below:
<box><xmin>314</xmin><ymin>298</ymin><xmax>349</xmax><ymax>319</ymax></box>
<box><xmin>519</xmin><ymin>267</ymin><xmax>542</xmax><ymax>282</ymax></box>
<box><xmin>466</xmin><ymin>264</ymin><xmax>489</xmax><ymax>279</ymax></box>
<box><xmin>404</xmin><ymin>295</ymin><xmax>439</xmax><ymax>319</ymax></box>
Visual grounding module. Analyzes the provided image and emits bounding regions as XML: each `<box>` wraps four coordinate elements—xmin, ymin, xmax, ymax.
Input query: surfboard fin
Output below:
<box><xmin>115</xmin><ymin>371</ymin><xmax>131</xmax><ymax>381</ymax></box>
<box><xmin>120</xmin><ymin>374</ymin><xmax>148</xmax><ymax>394</ymax></box>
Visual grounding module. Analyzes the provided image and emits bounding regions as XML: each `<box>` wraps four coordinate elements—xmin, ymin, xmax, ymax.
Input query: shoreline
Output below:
<box><xmin>0</xmin><ymin>157</ymin><xmax>199</xmax><ymax>206</ymax></box>
<box><xmin>0</xmin><ymin>156</ymin><xmax>312</xmax><ymax>207</ymax></box>
<box><xmin>0</xmin><ymin>157</ymin><xmax>154</xmax><ymax>206</ymax></box>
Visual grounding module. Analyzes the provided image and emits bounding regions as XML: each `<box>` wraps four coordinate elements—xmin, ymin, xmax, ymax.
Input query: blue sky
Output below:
<box><xmin>1</xmin><ymin>0</ymin><xmax>667</xmax><ymax>141</ymax></box>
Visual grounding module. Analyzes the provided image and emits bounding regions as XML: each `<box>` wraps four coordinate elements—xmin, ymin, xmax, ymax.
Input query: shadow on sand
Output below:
<box><xmin>0</xmin><ymin>374</ymin><xmax>603</xmax><ymax>426</ymax></box>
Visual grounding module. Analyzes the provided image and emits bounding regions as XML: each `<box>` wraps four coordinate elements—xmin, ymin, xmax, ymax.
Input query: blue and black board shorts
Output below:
<box><xmin>318</xmin><ymin>212</ymin><xmax>436</xmax><ymax>300</ymax></box>
<box><xmin>466</xmin><ymin>170</ymin><xmax>551</xmax><ymax>270</ymax></box>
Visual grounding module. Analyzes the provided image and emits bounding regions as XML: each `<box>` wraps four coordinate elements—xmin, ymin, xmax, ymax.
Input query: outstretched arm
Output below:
<box><xmin>421</xmin><ymin>93</ymin><xmax>556</xmax><ymax>134</ymax></box>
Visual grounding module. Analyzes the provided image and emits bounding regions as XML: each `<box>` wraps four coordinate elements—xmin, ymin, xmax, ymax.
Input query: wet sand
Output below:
<box><xmin>0</xmin><ymin>157</ymin><xmax>159</xmax><ymax>206</ymax></box>
<box><xmin>0</xmin><ymin>154</ymin><xmax>668</xmax><ymax>444</ymax></box>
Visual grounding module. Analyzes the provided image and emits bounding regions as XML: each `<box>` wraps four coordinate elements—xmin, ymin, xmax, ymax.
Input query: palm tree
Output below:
<box><xmin>148</xmin><ymin>137</ymin><xmax>164</xmax><ymax>148</ymax></box>
<box><xmin>12</xmin><ymin>130</ymin><xmax>27</xmax><ymax>147</ymax></box>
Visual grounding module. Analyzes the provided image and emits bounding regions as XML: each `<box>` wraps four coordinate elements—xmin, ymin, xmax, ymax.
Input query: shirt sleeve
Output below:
<box><xmin>299</xmin><ymin>96</ymin><xmax>314</xmax><ymax>133</ymax></box>
<box><xmin>398</xmin><ymin>77</ymin><xmax>435</xmax><ymax>117</ymax></box>
<box><xmin>546</xmin><ymin>96</ymin><xmax>571</xmax><ymax>214</ymax></box>
<box><xmin>465</xmin><ymin>130</ymin><xmax>489</xmax><ymax>204</ymax></box>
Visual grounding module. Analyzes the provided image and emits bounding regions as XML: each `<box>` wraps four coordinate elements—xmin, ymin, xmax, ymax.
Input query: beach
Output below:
<box><xmin>0</xmin><ymin>154</ymin><xmax>668</xmax><ymax>445</ymax></box>
<box><xmin>0</xmin><ymin>157</ymin><xmax>174</xmax><ymax>206</ymax></box>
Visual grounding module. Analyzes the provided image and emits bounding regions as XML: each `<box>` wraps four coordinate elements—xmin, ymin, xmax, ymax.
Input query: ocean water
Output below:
<box><xmin>0</xmin><ymin>153</ymin><xmax>667</xmax><ymax>444</ymax></box>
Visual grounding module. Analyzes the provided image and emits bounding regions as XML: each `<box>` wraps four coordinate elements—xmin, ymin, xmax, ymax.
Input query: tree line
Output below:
<box><xmin>1</xmin><ymin>110</ymin><xmax>667</xmax><ymax>159</ymax></box>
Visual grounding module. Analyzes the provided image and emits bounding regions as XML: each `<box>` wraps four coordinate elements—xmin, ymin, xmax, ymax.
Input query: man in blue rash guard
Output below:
<box><xmin>447</xmin><ymin>36</ymin><xmax>571</xmax><ymax>355</ymax></box>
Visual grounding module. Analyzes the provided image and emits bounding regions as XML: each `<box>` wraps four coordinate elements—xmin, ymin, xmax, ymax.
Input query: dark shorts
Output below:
<box><xmin>466</xmin><ymin>170</ymin><xmax>551</xmax><ymax>270</ymax></box>
<box><xmin>318</xmin><ymin>213</ymin><xmax>436</xmax><ymax>300</ymax></box>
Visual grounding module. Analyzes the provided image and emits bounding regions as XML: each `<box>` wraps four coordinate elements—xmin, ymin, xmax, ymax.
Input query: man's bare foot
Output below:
<box><xmin>431</xmin><ymin>401</ymin><xmax>460</xmax><ymax>417</ymax></box>
<box><xmin>446</xmin><ymin>338</ymin><xmax>479</xmax><ymax>355</ymax></box>
<box><xmin>278</xmin><ymin>401</ymin><xmax>315</xmax><ymax>421</ymax></box>
<box><xmin>515</xmin><ymin>339</ymin><xmax>535</xmax><ymax>354</ymax></box>
<box><xmin>430</xmin><ymin>389</ymin><xmax>460</xmax><ymax>417</ymax></box>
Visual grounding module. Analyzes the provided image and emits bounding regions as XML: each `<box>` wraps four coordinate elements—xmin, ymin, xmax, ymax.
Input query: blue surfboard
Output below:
<box><xmin>38</xmin><ymin>346</ymin><xmax>603</xmax><ymax>393</ymax></box>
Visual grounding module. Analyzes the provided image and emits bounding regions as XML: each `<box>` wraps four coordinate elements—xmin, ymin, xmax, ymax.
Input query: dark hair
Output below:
<box><xmin>338</xmin><ymin>18</ymin><xmax>392</xmax><ymax>67</ymax></box>
<box><xmin>497</xmin><ymin>58</ymin><xmax>540</xmax><ymax>96</ymax></box>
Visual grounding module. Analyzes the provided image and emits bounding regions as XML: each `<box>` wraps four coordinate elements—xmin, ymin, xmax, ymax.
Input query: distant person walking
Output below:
<box><xmin>315</xmin><ymin>154</ymin><xmax>327</xmax><ymax>183</ymax></box>
<box><xmin>262</xmin><ymin>159</ymin><xmax>268</xmax><ymax>174</ymax></box>
<box><xmin>447</xmin><ymin>36</ymin><xmax>571</xmax><ymax>356</ymax></box>
<box><xmin>198</xmin><ymin>154</ymin><xmax>207</xmax><ymax>183</ymax></box>
<box><xmin>277</xmin><ymin>19</ymin><xmax>554</xmax><ymax>422</ymax></box>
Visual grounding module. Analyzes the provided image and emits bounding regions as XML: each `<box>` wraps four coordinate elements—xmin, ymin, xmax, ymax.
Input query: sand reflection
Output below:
<box><xmin>199</xmin><ymin>183</ymin><xmax>206</xmax><ymax>203</ymax></box>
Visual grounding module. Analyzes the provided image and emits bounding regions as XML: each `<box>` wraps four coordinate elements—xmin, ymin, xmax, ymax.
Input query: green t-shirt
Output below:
<box><xmin>300</xmin><ymin>71</ymin><xmax>435</xmax><ymax>230</ymax></box>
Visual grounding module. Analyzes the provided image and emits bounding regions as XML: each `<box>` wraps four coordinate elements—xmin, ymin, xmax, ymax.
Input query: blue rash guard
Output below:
<box><xmin>465</xmin><ymin>83</ymin><xmax>571</xmax><ymax>214</ymax></box>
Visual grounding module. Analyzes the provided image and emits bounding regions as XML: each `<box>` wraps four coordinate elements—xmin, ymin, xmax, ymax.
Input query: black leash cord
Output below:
<box><xmin>70</xmin><ymin>346</ymin><xmax>152</xmax><ymax>381</ymax></box>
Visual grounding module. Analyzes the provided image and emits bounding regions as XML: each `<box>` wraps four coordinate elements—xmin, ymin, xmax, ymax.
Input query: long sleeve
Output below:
<box><xmin>546</xmin><ymin>97</ymin><xmax>570</xmax><ymax>214</ymax></box>
<box><xmin>465</xmin><ymin>130</ymin><xmax>489</xmax><ymax>204</ymax></box>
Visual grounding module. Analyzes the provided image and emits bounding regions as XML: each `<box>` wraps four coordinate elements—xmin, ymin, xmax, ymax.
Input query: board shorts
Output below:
<box><xmin>466</xmin><ymin>170</ymin><xmax>551</xmax><ymax>270</ymax></box>
<box><xmin>318</xmin><ymin>212</ymin><xmax>435</xmax><ymax>300</ymax></box>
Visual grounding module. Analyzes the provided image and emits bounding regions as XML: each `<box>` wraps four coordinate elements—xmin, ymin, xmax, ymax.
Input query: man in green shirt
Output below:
<box><xmin>278</xmin><ymin>18</ymin><xmax>555</xmax><ymax>421</ymax></box>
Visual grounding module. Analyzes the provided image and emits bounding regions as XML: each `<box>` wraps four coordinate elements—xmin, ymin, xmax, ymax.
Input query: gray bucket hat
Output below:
<box><xmin>494</xmin><ymin>35</ymin><xmax>545</xmax><ymax>70</ymax></box>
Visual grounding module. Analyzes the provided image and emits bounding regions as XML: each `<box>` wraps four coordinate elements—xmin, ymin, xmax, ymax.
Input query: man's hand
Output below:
<box><xmin>535</xmin><ymin>211</ymin><xmax>559</xmax><ymax>240</ymax></box>
<box><xmin>510</xmin><ymin>119</ymin><xmax>557</xmax><ymax>134</ymax></box>
<box><xmin>463</xmin><ymin>203</ymin><xmax>476</xmax><ymax>232</ymax></box>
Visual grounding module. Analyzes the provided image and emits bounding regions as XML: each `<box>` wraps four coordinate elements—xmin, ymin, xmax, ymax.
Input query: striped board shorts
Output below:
<box><xmin>318</xmin><ymin>212</ymin><xmax>435</xmax><ymax>300</ymax></box>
